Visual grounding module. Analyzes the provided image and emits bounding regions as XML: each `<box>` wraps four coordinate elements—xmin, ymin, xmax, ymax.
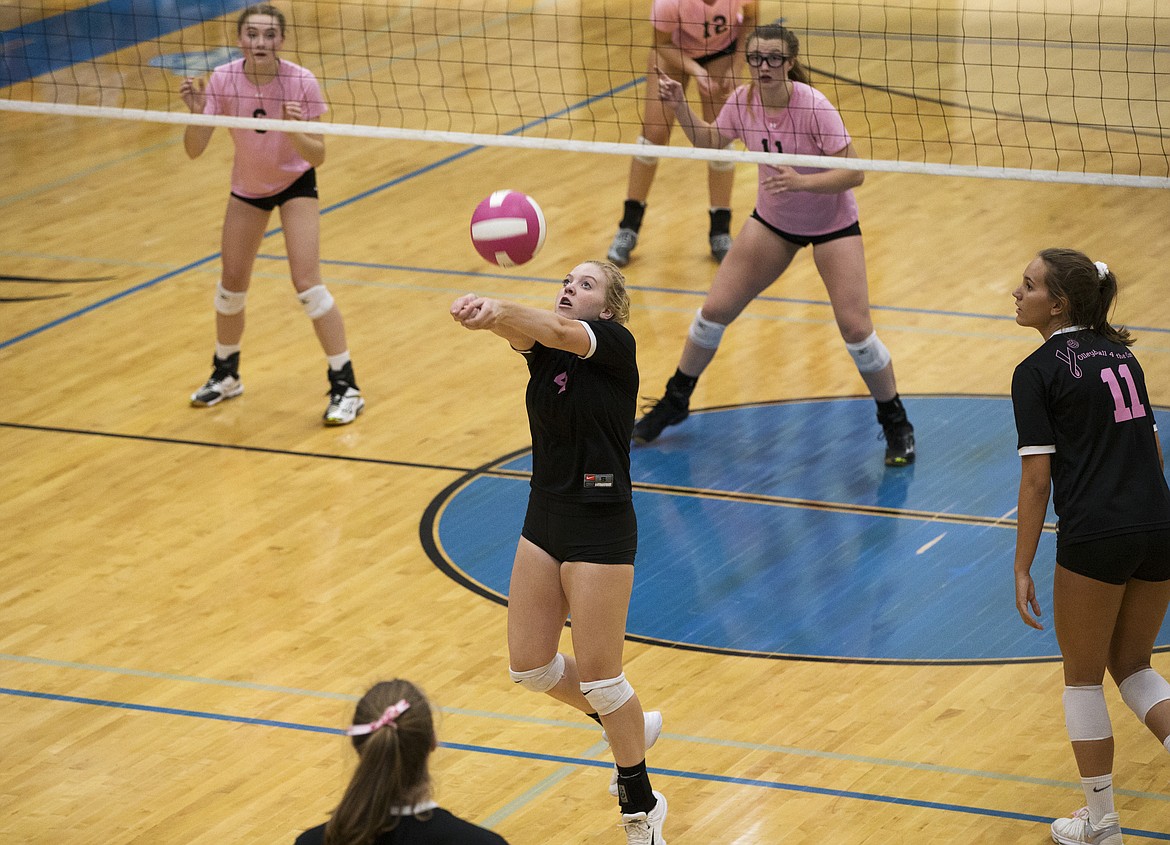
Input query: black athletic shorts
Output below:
<box><xmin>1057</xmin><ymin>528</ymin><xmax>1170</xmax><ymax>585</ymax></box>
<box><xmin>521</xmin><ymin>493</ymin><xmax>637</xmax><ymax>565</ymax></box>
<box><xmin>751</xmin><ymin>210</ymin><xmax>862</xmax><ymax>247</ymax></box>
<box><xmin>232</xmin><ymin>168</ymin><xmax>318</xmax><ymax>211</ymax></box>
<box><xmin>695</xmin><ymin>40</ymin><xmax>739</xmax><ymax>67</ymax></box>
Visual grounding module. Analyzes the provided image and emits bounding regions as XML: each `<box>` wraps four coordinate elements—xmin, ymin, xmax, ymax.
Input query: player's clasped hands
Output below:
<box><xmin>451</xmin><ymin>293</ymin><xmax>497</xmax><ymax>330</ymax></box>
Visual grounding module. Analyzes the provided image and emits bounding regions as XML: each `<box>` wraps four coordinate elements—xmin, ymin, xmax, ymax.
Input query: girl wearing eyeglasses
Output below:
<box><xmin>606</xmin><ymin>0</ymin><xmax>758</xmax><ymax>268</ymax></box>
<box><xmin>633</xmin><ymin>22</ymin><xmax>916</xmax><ymax>469</ymax></box>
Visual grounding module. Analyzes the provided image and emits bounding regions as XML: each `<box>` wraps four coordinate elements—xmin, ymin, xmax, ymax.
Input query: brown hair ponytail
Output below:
<box><xmin>325</xmin><ymin>680</ymin><xmax>436</xmax><ymax>845</ymax></box>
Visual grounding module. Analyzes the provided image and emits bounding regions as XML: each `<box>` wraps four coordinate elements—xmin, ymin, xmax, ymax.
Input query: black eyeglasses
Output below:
<box><xmin>745</xmin><ymin>52</ymin><xmax>789</xmax><ymax>68</ymax></box>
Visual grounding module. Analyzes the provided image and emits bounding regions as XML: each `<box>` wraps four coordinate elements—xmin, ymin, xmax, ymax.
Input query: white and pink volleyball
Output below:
<box><xmin>469</xmin><ymin>190</ymin><xmax>547</xmax><ymax>267</ymax></box>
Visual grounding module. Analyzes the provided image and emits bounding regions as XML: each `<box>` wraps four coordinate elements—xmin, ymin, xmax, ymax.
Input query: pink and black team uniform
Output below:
<box><xmin>714</xmin><ymin>81</ymin><xmax>862</xmax><ymax>245</ymax></box>
<box><xmin>203</xmin><ymin>57</ymin><xmax>327</xmax><ymax>210</ymax></box>
<box><xmin>520</xmin><ymin>320</ymin><xmax>639</xmax><ymax>565</ymax></box>
<box><xmin>1013</xmin><ymin>325</ymin><xmax>1170</xmax><ymax>584</ymax></box>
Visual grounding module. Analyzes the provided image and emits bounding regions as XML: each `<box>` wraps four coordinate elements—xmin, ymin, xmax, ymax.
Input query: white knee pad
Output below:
<box><xmin>845</xmin><ymin>331</ymin><xmax>892</xmax><ymax>374</ymax></box>
<box><xmin>581</xmin><ymin>673</ymin><xmax>635</xmax><ymax>717</ymax></box>
<box><xmin>1063</xmin><ymin>685</ymin><xmax>1113</xmax><ymax>742</ymax></box>
<box><xmin>634</xmin><ymin>135</ymin><xmax>659</xmax><ymax>166</ymax></box>
<box><xmin>1120</xmin><ymin>668</ymin><xmax>1170</xmax><ymax>722</ymax></box>
<box><xmin>214</xmin><ymin>283</ymin><xmax>247</xmax><ymax>316</ymax></box>
<box><xmin>709</xmin><ymin>141</ymin><xmax>736</xmax><ymax>172</ymax></box>
<box><xmin>509</xmin><ymin>653</ymin><xmax>565</xmax><ymax>693</ymax></box>
<box><xmin>297</xmin><ymin>284</ymin><xmax>335</xmax><ymax>320</ymax></box>
<box><xmin>687</xmin><ymin>309</ymin><xmax>727</xmax><ymax>350</ymax></box>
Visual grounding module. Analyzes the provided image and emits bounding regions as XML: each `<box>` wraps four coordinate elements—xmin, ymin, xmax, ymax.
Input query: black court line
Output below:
<box><xmin>2</xmin><ymin>418</ymin><xmax>1041</xmax><ymax>532</ymax></box>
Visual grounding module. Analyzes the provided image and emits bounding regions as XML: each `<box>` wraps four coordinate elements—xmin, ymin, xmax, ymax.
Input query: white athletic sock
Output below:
<box><xmin>215</xmin><ymin>342</ymin><xmax>241</xmax><ymax>361</ymax></box>
<box><xmin>1081</xmin><ymin>774</ymin><xmax>1115</xmax><ymax>824</ymax></box>
<box><xmin>327</xmin><ymin>351</ymin><xmax>351</xmax><ymax>371</ymax></box>
<box><xmin>1164</xmin><ymin>734</ymin><xmax>1170</xmax><ymax>753</ymax></box>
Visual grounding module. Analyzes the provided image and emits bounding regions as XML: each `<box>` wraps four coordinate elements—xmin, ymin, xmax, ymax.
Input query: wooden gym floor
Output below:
<box><xmin>2</xmin><ymin>1</ymin><xmax>1169</xmax><ymax>842</ymax></box>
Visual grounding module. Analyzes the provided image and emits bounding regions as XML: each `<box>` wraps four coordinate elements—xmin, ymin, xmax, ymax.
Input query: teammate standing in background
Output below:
<box><xmin>1011</xmin><ymin>248</ymin><xmax>1170</xmax><ymax>845</ymax></box>
<box><xmin>179</xmin><ymin>3</ymin><xmax>365</xmax><ymax>425</ymax></box>
<box><xmin>632</xmin><ymin>23</ymin><xmax>915</xmax><ymax>467</ymax></box>
<box><xmin>606</xmin><ymin>0</ymin><xmax>758</xmax><ymax>267</ymax></box>
<box><xmin>450</xmin><ymin>261</ymin><xmax>667</xmax><ymax>844</ymax></box>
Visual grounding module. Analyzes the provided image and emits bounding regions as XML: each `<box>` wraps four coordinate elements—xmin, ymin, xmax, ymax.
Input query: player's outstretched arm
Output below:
<box><xmin>451</xmin><ymin>295</ymin><xmax>591</xmax><ymax>356</ymax></box>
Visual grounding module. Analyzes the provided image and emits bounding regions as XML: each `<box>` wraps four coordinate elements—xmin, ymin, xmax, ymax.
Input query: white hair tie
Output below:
<box><xmin>1093</xmin><ymin>260</ymin><xmax>1109</xmax><ymax>280</ymax></box>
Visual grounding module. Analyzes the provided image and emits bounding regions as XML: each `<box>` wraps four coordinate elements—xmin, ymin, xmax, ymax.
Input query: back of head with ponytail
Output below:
<box><xmin>1038</xmin><ymin>248</ymin><xmax>1134</xmax><ymax>347</ymax></box>
<box><xmin>325</xmin><ymin>679</ymin><xmax>436</xmax><ymax>845</ymax></box>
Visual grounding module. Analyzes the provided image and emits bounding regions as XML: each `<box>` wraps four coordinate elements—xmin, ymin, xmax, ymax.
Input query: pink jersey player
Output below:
<box><xmin>178</xmin><ymin>3</ymin><xmax>365</xmax><ymax>427</ymax></box>
<box><xmin>714</xmin><ymin>80</ymin><xmax>859</xmax><ymax>235</ymax></box>
<box><xmin>634</xmin><ymin>22</ymin><xmax>917</xmax><ymax>469</ymax></box>
<box><xmin>203</xmin><ymin>57</ymin><xmax>326</xmax><ymax>198</ymax></box>
<box><xmin>606</xmin><ymin>0</ymin><xmax>759</xmax><ymax>268</ymax></box>
<box><xmin>652</xmin><ymin>0</ymin><xmax>752</xmax><ymax>58</ymax></box>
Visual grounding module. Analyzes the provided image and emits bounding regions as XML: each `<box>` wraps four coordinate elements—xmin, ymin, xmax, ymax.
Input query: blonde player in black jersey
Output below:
<box><xmin>1011</xmin><ymin>248</ymin><xmax>1170</xmax><ymax>845</ymax></box>
<box><xmin>451</xmin><ymin>261</ymin><xmax>667</xmax><ymax>845</ymax></box>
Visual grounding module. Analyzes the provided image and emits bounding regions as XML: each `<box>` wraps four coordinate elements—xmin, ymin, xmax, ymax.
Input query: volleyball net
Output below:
<box><xmin>2</xmin><ymin>0</ymin><xmax>1168</xmax><ymax>187</ymax></box>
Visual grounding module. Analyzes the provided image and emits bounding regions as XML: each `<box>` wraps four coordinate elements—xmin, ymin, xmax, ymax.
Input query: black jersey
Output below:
<box><xmin>520</xmin><ymin>319</ymin><xmax>638</xmax><ymax>503</ymax></box>
<box><xmin>1012</xmin><ymin>326</ymin><xmax>1170</xmax><ymax>544</ymax></box>
<box><xmin>295</xmin><ymin>806</ymin><xmax>508</xmax><ymax>845</ymax></box>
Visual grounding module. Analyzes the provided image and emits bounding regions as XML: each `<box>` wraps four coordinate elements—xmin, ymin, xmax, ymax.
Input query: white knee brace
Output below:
<box><xmin>845</xmin><ymin>331</ymin><xmax>892</xmax><ymax>374</ymax></box>
<box><xmin>581</xmin><ymin>673</ymin><xmax>635</xmax><ymax>717</ymax></box>
<box><xmin>1120</xmin><ymin>668</ymin><xmax>1170</xmax><ymax>722</ymax></box>
<box><xmin>214</xmin><ymin>282</ymin><xmax>247</xmax><ymax>316</ymax></box>
<box><xmin>509</xmin><ymin>653</ymin><xmax>565</xmax><ymax>693</ymax></box>
<box><xmin>1063</xmin><ymin>685</ymin><xmax>1113</xmax><ymax>742</ymax></box>
<box><xmin>298</xmin><ymin>284</ymin><xmax>335</xmax><ymax>320</ymax></box>
<box><xmin>634</xmin><ymin>135</ymin><xmax>659</xmax><ymax>166</ymax></box>
<box><xmin>687</xmin><ymin>309</ymin><xmax>727</xmax><ymax>350</ymax></box>
<box><xmin>709</xmin><ymin>141</ymin><xmax>736</xmax><ymax>172</ymax></box>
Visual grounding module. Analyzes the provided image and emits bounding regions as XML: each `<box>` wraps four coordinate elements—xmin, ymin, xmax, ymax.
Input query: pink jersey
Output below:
<box><xmin>652</xmin><ymin>0</ymin><xmax>751</xmax><ymax>58</ymax></box>
<box><xmin>714</xmin><ymin>81</ymin><xmax>859</xmax><ymax>236</ymax></box>
<box><xmin>203</xmin><ymin>58</ymin><xmax>327</xmax><ymax>198</ymax></box>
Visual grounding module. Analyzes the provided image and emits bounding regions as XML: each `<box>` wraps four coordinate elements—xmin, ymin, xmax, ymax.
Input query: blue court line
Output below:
<box><xmin>0</xmin><ymin>254</ymin><xmax>220</xmax><ymax>350</ymax></box>
<box><xmin>4</xmin><ymin>651</ymin><xmax>1169</xmax><ymax>802</ymax></box>
<box><xmin>2</xmin><ymin>684</ymin><xmax>1167</xmax><ymax>839</ymax></box>
<box><xmin>0</xmin><ymin>0</ymin><xmax>249</xmax><ymax>87</ymax></box>
<box><xmin>0</xmin><ymin>685</ymin><xmax>341</xmax><ymax>734</ymax></box>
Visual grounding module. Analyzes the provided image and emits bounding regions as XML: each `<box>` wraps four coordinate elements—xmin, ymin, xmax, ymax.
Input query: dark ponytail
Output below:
<box><xmin>325</xmin><ymin>680</ymin><xmax>436</xmax><ymax>845</ymax></box>
<box><xmin>1038</xmin><ymin>248</ymin><xmax>1133</xmax><ymax>347</ymax></box>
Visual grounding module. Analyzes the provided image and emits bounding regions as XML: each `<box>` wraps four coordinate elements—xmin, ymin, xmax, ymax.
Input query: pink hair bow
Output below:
<box><xmin>346</xmin><ymin>699</ymin><xmax>411</xmax><ymax>736</ymax></box>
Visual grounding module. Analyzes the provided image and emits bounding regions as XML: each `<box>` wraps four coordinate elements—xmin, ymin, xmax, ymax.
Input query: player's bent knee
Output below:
<box><xmin>214</xmin><ymin>283</ymin><xmax>247</xmax><ymax>316</ymax></box>
<box><xmin>1120</xmin><ymin>667</ymin><xmax>1170</xmax><ymax>722</ymax></box>
<box><xmin>581</xmin><ymin>673</ymin><xmax>635</xmax><ymax>716</ymax></box>
<box><xmin>509</xmin><ymin>653</ymin><xmax>565</xmax><ymax>693</ymax></box>
<box><xmin>633</xmin><ymin>135</ymin><xmax>660</xmax><ymax>166</ymax></box>
<box><xmin>297</xmin><ymin>284</ymin><xmax>335</xmax><ymax>320</ymax></box>
<box><xmin>1062</xmin><ymin>684</ymin><xmax>1113</xmax><ymax>741</ymax></box>
<box><xmin>688</xmin><ymin>309</ymin><xmax>727</xmax><ymax>350</ymax></box>
<box><xmin>845</xmin><ymin>331</ymin><xmax>891</xmax><ymax>374</ymax></box>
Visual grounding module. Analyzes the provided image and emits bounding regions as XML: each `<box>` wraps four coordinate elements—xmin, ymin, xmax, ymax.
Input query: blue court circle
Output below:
<box><xmin>428</xmin><ymin>395</ymin><xmax>1170</xmax><ymax>663</ymax></box>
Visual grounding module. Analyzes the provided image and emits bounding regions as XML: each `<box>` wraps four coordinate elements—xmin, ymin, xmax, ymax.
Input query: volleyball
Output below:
<box><xmin>470</xmin><ymin>190</ymin><xmax>547</xmax><ymax>267</ymax></box>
